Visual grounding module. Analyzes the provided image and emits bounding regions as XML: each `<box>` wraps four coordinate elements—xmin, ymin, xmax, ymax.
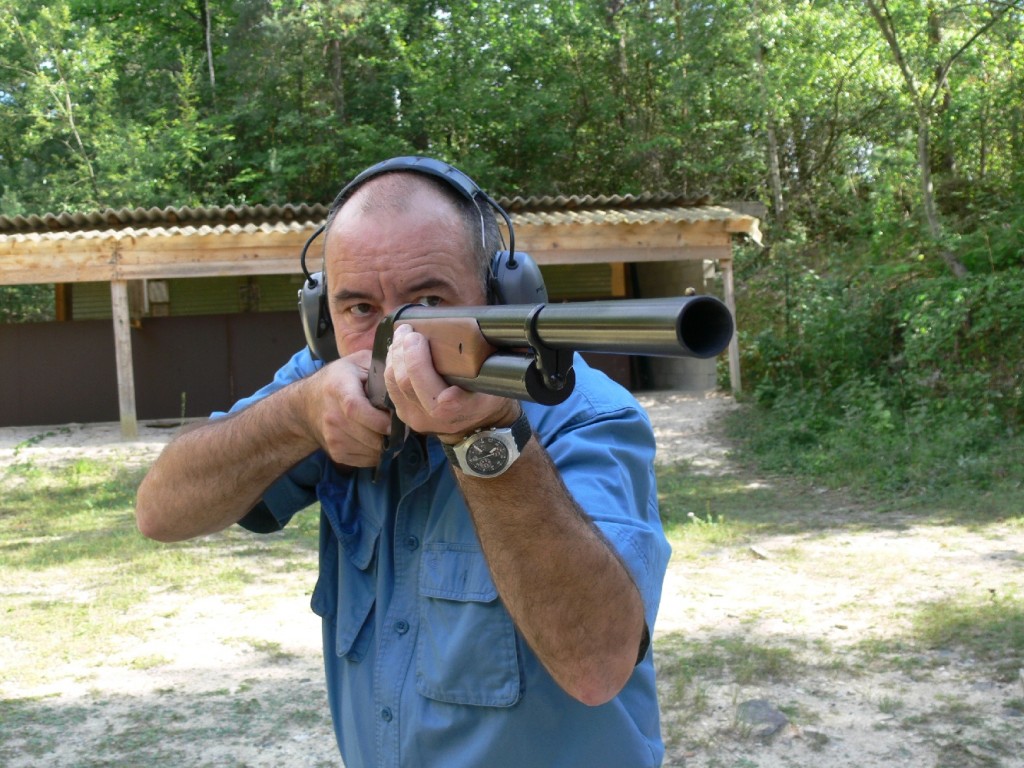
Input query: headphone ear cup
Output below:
<box><xmin>298</xmin><ymin>272</ymin><xmax>339</xmax><ymax>361</ymax></box>
<box><xmin>489</xmin><ymin>251</ymin><xmax>548</xmax><ymax>305</ymax></box>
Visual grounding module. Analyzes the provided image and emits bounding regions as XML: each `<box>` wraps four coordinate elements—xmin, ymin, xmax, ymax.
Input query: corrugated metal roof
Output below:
<box><xmin>0</xmin><ymin>220</ymin><xmax>320</xmax><ymax>244</ymax></box>
<box><xmin>500</xmin><ymin>192</ymin><xmax>710</xmax><ymax>211</ymax></box>
<box><xmin>512</xmin><ymin>204</ymin><xmax>739</xmax><ymax>228</ymax></box>
<box><xmin>0</xmin><ymin>193</ymin><xmax>714</xmax><ymax>235</ymax></box>
<box><xmin>0</xmin><ymin>204</ymin><xmax>759</xmax><ymax>245</ymax></box>
<box><xmin>0</xmin><ymin>203</ymin><xmax>328</xmax><ymax>234</ymax></box>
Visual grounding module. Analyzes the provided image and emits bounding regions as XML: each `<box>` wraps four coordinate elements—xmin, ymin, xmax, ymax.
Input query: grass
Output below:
<box><xmin>0</xmin><ymin>453</ymin><xmax>335</xmax><ymax>767</ymax></box>
<box><xmin>0</xmin><ymin>456</ymin><xmax>320</xmax><ymax>687</ymax></box>
<box><xmin>657</xmin><ymin>633</ymin><xmax>801</xmax><ymax>688</ymax></box>
<box><xmin>656</xmin><ymin>461</ymin><xmax>795</xmax><ymax>561</ymax></box>
<box><xmin>909</xmin><ymin>592</ymin><xmax>1024</xmax><ymax>681</ymax></box>
<box><xmin>0</xmin><ymin>684</ymin><xmax>336</xmax><ymax>768</ymax></box>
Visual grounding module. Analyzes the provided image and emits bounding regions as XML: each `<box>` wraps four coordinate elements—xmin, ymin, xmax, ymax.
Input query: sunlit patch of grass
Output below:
<box><xmin>657</xmin><ymin>632</ymin><xmax>801</xmax><ymax>690</ymax></box>
<box><xmin>655</xmin><ymin>461</ymin><xmax>855</xmax><ymax>545</ymax></box>
<box><xmin>909</xmin><ymin>591</ymin><xmax>1024</xmax><ymax>682</ymax></box>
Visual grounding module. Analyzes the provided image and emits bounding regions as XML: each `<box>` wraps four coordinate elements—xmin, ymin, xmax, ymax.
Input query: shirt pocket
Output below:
<box><xmin>416</xmin><ymin>543</ymin><xmax>522</xmax><ymax>707</ymax></box>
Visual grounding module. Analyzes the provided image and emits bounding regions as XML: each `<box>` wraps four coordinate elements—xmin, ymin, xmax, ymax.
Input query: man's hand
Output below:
<box><xmin>305</xmin><ymin>349</ymin><xmax>393</xmax><ymax>466</ymax></box>
<box><xmin>383</xmin><ymin>324</ymin><xmax>520</xmax><ymax>440</ymax></box>
<box><xmin>136</xmin><ymin>348</ymin><xmax>391</xmax><ymax>542</ymax></box>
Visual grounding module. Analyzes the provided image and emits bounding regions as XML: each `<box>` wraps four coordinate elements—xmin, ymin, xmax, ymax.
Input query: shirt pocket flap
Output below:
<box><xmin>419</xmin><ymin>544</ymin><xmax>498</xmax><ymax>603</ymax></box>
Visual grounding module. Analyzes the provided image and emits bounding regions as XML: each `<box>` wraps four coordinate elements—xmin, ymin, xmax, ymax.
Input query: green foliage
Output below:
<box><xmin>0</xmin><ymin>0</ymin><xmax>1021</xmax><ymax>214</ymax></box>
<box><xmin>734</xmin><ymin>255</ymin><xmax>1024</xmax><ymax>497</ymax></box>
<box><xmin>0</xmin><ymin>284</ymin><xmax>54</xmax><ymax>321</ymax></box>
<box><xmin>957</xmin><ymin>207</ymin><xmax>1024</xmax><ymax>273</ymax></box>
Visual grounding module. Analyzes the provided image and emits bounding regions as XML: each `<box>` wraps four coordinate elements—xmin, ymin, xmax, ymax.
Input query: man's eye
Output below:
<box><xmin>415</xmin><ymin>295</ymin><xmax>442</xmax><ymax>307</ymax></box>
<box><xmin>350</xmin><ymin>303</ymin><xmax>374</xmax><ymax>317</ymax></box>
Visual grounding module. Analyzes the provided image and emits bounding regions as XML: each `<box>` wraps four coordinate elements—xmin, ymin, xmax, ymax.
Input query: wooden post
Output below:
<box><xmin>110</xmin><ymin>280</ymin><xmax>139</xmax><ymax>438</ymax></box>
<box><xmin>721</xmin><ymin>258</ymin><xmax>741</xmax><ymax>393</ymax></box>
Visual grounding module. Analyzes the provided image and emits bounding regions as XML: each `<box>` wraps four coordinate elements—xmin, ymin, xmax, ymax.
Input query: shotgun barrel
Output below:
<box><xmin>380</xmin><ymin>295</ymin><xmax>734</xmax><ymax>405</ymax></box>
<box><xmin>394</xmin><ymin>295</ymin><xmax>732</xmax><ymax>359</ymax></box>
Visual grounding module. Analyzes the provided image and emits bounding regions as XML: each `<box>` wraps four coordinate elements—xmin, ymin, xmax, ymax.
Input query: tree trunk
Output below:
<box><xmin>865</xmin><ymin>0</ymin><xmax>970</xmax><ymax>278</ymax></box>
<box><xmin>751</xmin><ymin>0</ymin><xmax>786</xmax><ymax>233</ymax></box>
<box><xmin>203</xmin><ymin>0</ymin><xmax>216</xmax><ymax>94</ymax></box>
<box><xmin>329</xmin><ymin>38</ymin><xmax>346</xmax><ymax>123</ymax></box>
<box><xmin>917</xmin><ymin>110</ymin><xmax>967</xmax><ymax>278</ymax></box>
<box><xmin>605</xmin><ymin>0</ymin><xmax>629</xmax><ymax>128</ymax></box>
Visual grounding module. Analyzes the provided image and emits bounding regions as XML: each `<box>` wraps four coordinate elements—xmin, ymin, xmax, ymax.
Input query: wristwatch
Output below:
<box><xmin>442</xmin><ymin>410</ymin><xmax>532</xmax><ymax>478</ymax></box>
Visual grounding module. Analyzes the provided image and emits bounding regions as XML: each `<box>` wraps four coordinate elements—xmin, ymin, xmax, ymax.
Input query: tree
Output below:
<box><xmin>863</xmin><ymin>0</ymin><xmax>1024</xmax><ymax>277</ymax></box>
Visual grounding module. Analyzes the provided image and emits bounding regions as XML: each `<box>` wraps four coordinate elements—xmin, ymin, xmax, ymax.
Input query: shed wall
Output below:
<box><xmin>0</xmin><ymin>313</ymin><xmax>301</xmax><ymax>427</ymax></box>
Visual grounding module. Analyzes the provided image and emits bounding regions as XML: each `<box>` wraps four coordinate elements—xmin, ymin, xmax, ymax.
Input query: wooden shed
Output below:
<box><xmin>0</xmin><ymin>195</ymin><xmax>760</xmax><ymax>434</ymax></box>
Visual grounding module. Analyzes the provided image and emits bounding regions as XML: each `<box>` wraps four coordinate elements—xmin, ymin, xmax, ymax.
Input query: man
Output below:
<box><xmin>136</xmin><ymin>157</ymin><xmax>672</xmax><ymax>767</ymax></box>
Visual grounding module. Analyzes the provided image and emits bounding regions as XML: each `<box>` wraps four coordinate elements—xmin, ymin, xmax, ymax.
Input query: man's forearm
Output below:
<box><xmin>455</xmin><ymin>437</ymin><xmax>647</xmax><ymax>707</ymax></box>
<box><xmin>135</xmin><ymin>383</ymin><xmax>318</xmax><ymax>542</ymax></box>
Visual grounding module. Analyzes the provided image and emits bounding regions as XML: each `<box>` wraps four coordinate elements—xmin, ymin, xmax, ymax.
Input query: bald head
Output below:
<box><xmin>324</xmin><ymin>171</ymin><xmax>499</xmax><ymax>290</ymax></box>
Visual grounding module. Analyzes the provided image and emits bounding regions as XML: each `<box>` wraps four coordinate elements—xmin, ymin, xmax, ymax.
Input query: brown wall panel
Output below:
<box><xmin>0</xmin><ymin>320</ymin><xmax>119</xmax><ymax>426</ymax></box>
<box><xmin>0</xmin><ymin>313</ymin><xmax>306</xmax><ymax>427</ymax></box>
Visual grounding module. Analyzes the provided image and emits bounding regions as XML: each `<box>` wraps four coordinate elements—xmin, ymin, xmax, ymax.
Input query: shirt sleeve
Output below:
<box><xmin>527</xmin><ymin>361</ymin><xmax>672</xmax><ymax>631</ymax></box>
<box><xmin>212</xmin><ymin>348</ymin><xmax>326</xmax><ymax>533</ymax></box>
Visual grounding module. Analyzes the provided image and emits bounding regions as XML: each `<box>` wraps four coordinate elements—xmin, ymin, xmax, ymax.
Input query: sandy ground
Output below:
<box><xmin>2</xmin><ymin>393</ymin><xmax>1023</xmax><ymax>767</ymax></box>
<box><xmin>0</xmin><ymin>419</ymin><xmax>184</xmax><ymax>469</ymax></box>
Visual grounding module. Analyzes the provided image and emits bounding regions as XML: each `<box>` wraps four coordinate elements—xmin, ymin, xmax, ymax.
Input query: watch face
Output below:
<box><xmin>465</xmin><ymin>436</ymin><xmax>510</xmax><ymax>476</ymax></box>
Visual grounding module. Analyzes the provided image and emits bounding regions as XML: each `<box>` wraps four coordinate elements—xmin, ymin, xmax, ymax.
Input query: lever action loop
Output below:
<box><xmin>523</xmin><ymin>304</ymin><xmax>573</xmax><ymax>394</ymax></box>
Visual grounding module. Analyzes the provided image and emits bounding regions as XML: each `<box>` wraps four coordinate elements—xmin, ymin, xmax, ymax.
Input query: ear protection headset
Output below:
<box><xmin>298</xmin><ymin>156</ymin><xmax>547</xmax><ymax>361</ymax></box>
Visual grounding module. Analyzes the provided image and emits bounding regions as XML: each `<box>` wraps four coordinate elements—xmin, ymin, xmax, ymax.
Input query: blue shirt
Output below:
<box><xmin>222</xmin><ymin>349</ymin><xmax>672</xmax><ymax>767</ymax></box>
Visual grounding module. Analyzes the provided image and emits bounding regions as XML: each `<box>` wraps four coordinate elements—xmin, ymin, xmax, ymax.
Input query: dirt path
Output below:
<box><xmin>2</xmin><ymin>395</ymin><xmax>1023</xmax><ymax>767</ymax></box>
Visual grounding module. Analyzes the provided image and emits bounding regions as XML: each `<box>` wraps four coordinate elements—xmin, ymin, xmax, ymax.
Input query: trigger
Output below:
<box><xmin>374</xmin><ymin>401</ymin><xmax>409</xmax><ymax>483</ymax></box>
<box><xmin>383</xmin><ymin>407</ymin><xmax>407</xmax><ymax>453</ymax></box>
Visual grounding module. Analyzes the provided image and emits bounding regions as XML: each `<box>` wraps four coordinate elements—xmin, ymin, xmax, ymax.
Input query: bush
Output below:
<box><xmin>732</xmin><ymin>262</ymin><xmax>1024</xmax><ymax>497</ymax></box>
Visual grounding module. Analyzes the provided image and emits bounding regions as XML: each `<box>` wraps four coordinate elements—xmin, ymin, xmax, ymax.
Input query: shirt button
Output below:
<box><xmin>381</xmin><ymin>707</ymin><xmax>393</xmax><ymax>722</ymax></box>
<box><xmin>394</xmin><ymin>620</ymin><xmax>410</xmax><ymax>635</ymax></box>
<box><xmin>405</xmin><ymin>535</ymin><xmax>420</xmax><ymax>551</ymax></box>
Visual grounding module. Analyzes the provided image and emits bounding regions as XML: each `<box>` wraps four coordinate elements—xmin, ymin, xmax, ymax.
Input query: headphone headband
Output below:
<box><xmin>337</xmin><ymin>156</ymin><xmax>484</xmax><ymax>207</ymax></box>
<box><xmin>300</xmin><ymin>155</ymin><xmax>516</xmax><ymax>283</ymax></box>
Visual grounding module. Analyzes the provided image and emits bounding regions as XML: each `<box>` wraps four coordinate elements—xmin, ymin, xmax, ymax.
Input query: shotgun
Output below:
<box><xmin>365</xmin><ymin>295</ymin><xmax>734</xmax><ymax>465</ymax></box>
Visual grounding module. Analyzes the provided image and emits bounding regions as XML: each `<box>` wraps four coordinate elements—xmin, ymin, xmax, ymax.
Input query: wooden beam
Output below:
<box><xmin>55</xmin><ymin>283</ymin><xmax>71</xmax><ymax>321</ymax></box>
<box><xmin>0</xmin><ymin>228</ymin><xmax>316</xmax><ymax>285</ymax></box>
<box><xmin>610</xmin><ymin>263</ymin><xmax>627</xmax><ymax>297</ymax></box>
<box><xmin>527</xmin><ymin>245</ymin><xmax>730</xmax><ymax>266</ymax></box>
<box><xmin>516</xmin><ymin>220</ymin><xmax>734</xmax><ymax>255</ymax></box>
<box><xmin>720</xmin><ymin>258</ymin><xmax>741</xmax><ymax>393</ymax></box>
<box><xmin>110</xmin><ymin>280</ymin><xmax>138</xmax><ymax>438</ymax></box>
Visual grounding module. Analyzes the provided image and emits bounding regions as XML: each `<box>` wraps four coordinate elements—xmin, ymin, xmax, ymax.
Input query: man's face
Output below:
<box><xmin>324</xmin><ymin>181</ymin><xmax>487</xmax><ymax>358</ymax></box>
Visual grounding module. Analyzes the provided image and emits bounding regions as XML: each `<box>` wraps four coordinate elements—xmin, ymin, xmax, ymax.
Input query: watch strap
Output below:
<box><xmin>504</xmin><ymin>408</ymin><xmax>532</xmax><ymax>452</ymax></box>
